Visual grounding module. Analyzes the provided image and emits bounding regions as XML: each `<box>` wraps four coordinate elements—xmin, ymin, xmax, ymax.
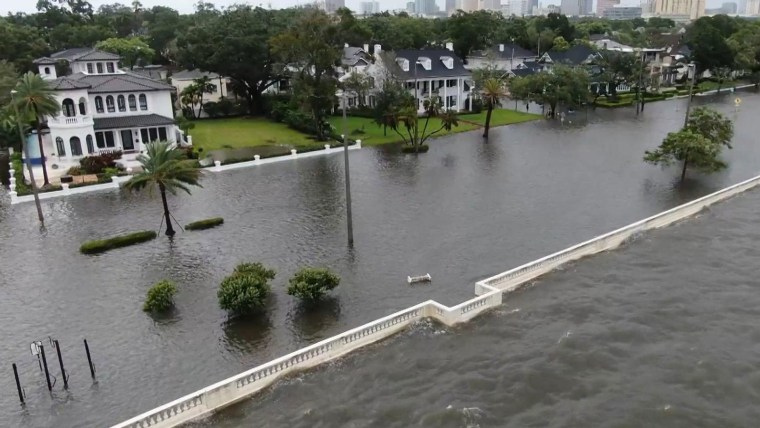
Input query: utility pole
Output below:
<box><xmin>683</xmin><ymin>63</ymin><xmax>696</xmax><ymax>129</ymax></box>
<box><xmin>341</xmin><ymin>90</ymin><xmax>354</xmax><ymax>247</ymax></box>
<box><xmin>11</xmin><ymin>90</ymin><xmax>44</xmax><ymax>224</ymax></box>
<box><xmin>413</xmin><ymin>59</ymin><xmax>420</xmax><ymax>147</ymax></box>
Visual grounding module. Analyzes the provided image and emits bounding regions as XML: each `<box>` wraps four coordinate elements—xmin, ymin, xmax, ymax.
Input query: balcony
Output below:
<box><xmin>48</xmin><ymin>115</ymin><xmax>93</xmax><ymax>127</ymax></box>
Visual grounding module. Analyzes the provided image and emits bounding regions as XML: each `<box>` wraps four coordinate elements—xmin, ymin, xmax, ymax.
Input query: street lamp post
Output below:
<box><xmin>10</xmin><ymin>90</ymin><xmax>44</xmax><ymax>224</ymax></box>
<box><xmin>683</xmin><ymin>62</ymin><xmax>697</xmax><ymax>129</ymax></box>
<box><xmin>341</xmin><ymin>90</ymin><xmax>354</xmax><ymax>247</ymax></box>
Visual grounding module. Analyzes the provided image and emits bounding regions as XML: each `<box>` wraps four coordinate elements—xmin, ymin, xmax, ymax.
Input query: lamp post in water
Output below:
<box><xmin>10</xmin><ymin>89</ymin><xmax>44</xmax><ymax>224</ymax></box>
<box><xmin>683</xmin><ymin>63</ymin><xmax>697</xmax><ymax>128</ymax></box>
<box><xmin>341</xmin><ymin>90</ymin><xmax>354</xmax><ymax>247</ymax></box>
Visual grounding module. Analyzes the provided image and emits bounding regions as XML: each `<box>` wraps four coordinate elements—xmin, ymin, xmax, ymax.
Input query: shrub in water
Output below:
<box><xmin>217</xmin><ymin>263</ymin><xmax>276</xmax><ymax>315</ymax></box>
<box><xmin>287</xmin><ymin>267</ymin><xmax>340</xmax><ymax>302</ymax></box>
<box><xmin>80</xmin><ymin>231</ymin><xmax>157</xmax><ymax>254</ymax></box>
<box><xmin>143</xmin><ymin>280</ymin><xmax>177</xmax><ymax>312</ymax></box>
<box><xmin>401</xmin><ymin>144</ymin><xmax>430</xmax><ymax>154</ymax></box>
<box><xmin>185</xmin><ymin>217</ymin><xmax>224</xmax><ymax>231</ymax></box>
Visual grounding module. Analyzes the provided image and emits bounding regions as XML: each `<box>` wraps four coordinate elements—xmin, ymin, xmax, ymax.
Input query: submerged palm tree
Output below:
<box><xmin>481</xmin><ymin>78</ymin><xmax>506</xmax><ymax>139</ymax></box>
<box><xmin>125</xmin><ymin>141</ymin><xmax>203</xmax><ymax>236</ymax></box>
<box><xmin>13</xmin><ymin>72</ymin><xmax>60</xmax><ymax>186</ymax></box>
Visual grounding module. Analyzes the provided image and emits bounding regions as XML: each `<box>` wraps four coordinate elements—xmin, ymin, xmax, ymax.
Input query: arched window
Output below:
<box><xmin>107</xmin><ymin>62</ymin><xmax>115</xmax><ymax>73</ymax></box>
<box><xmin>138</xmin><ymin>94</ymin><xmax>148</xmax><ymax>110</ymax></box>
<box><xmin>128</xmin><ymin>94</ymin><xmax>137</xmax><ymax>111</ymax></box>
<box><xmin>95</xmin><ymin>96</ymin><xmax>104</xmax><ymax>113</ymax></box>
<box><xmin>70</xmin><ymin>137</ymin><xmax>82</xmax><ymax>156</ymax></box>
<box><xmin>117</xmin><ymin>95</ymin><xmax>126</xmax><ymax>112</ymax></box>
<box><xmin>62</xmin><ymin>98</ymin><xmax>76</xmax><ymax>117</ymax></box>
<box><xmin>44</xmin><ymin>67</ymin><xmax>50</xmax><ymax>75</ymax></box>
<box><xmin>86</xmin><ymin>135</ymin><xmax>94</xmax><ymax>154</ymax></box>
<box><xmin>55</xmin><ymin>137</ymin><xmax>65</xmax><ymax>156</ymax></box>
<box><xmin>78</xmin><ymin>97</ymin><xmax>87</xmax><ymax>115</ymax></box>
<box><xmin>96</xmin><ymin>63</ymin><xmax>104</xmax><ymax>73</ymax></box>
<box><xmin>106</xmin><ymin>95</ymin><xmax>115</xmax><ymax>113</ymax></box>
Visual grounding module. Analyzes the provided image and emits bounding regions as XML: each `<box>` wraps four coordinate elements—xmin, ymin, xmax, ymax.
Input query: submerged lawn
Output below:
<box><xmin>329</xmin><ymin>109</ymin><xmax>541</xmax><ymax>146</ymax></box>
<box><xmin>190</xmin><ymin>117</ymin><xmax>316</xmax><ymax>151</ymax></box>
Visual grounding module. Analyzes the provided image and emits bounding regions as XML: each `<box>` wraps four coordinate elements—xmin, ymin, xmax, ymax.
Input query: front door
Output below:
<box><xmin>121</xmin><ymin>130</ymin><xmax>134</xmax><ymax>151</ymax></box>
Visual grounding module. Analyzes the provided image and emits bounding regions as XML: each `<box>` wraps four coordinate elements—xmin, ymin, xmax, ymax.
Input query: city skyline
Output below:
<box><xmin>0</xmin><ymin>0</ymin><xmax>730</xmax><ymax>15</ymax></box>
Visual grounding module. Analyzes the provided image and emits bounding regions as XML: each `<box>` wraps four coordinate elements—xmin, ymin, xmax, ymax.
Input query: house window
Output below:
<box><xmin>158</xmin><ymin>127</ymin><xmax>167</xmax><ymax>141</ymax></box>
<box><xmin>55</xmin><ymin>137</ymin><xmax>65</xmax><ymax>156</ymax></box>
<box><xmin>117</xmin><ymin>95</ymin><xmax>126</xmax><ymax>112</ymax></box>
<box><xmin>139</xmin><ymin>94</ymin><xmax>148</xmax><ymax>110</ymax></box>
<box><xmin>95</xmin><ymin>96</ymin><xmax>104</xmax><ymax>113</ymax></box>
<box><xmin>70</xmin><ymin>137</ymin><xmax>82</xmax><ymax>156</ymax></box>
<box><xmin>107</xmin><ymin>62</ymin><xmax>114</xmax><ymax>73</ymax></box>
<box><xmin>87</xmin><ymin>63</ymin><xmax>93</xmax><ymax>74</ymax></box>
<box><xmin>96</xmin><ymin>63</ymin><xmax>103</xmax><ymax>73</ymax></box>
<box><xmin>141</xmin><ymin>127</ymin><xmax>166</xmax><ymax>142</ymax></box>
<box><xmin>95</xmin><ymin>131</ymin><xmax>115</xmax><ymax>148</ymax></box>
<box><xmin>149</xmin><ymin>128</ymin><xmax>158</xmax><ymax>142</ymax></box>
<box><xmin>128</xmin><ymin>94</ymin><xmax>137</xmax><ymax>111</ymax></box>
<box><xmin>86</xmin><ymin>135</ymin><xmax>94</xmax><ymax>154</ymax></box>
<box><xmin>44</xmin><ymin>67</ymin><xmax>50</xmax><ymax>75</ymax></box>
<box><xmin>62</xmin><ymin>98</ymin><xmax>76</xmax><ymax>117</ymax></box>
<box><xmin>106</xmin><ymin>95</ymin><xmax>115</xmax><ymax>113</ymax></box>
<box><xmin>78</xmin><ymin>97</ymin><xmax>87</xmax><ymax>115</ymax></box>
<box><xmin>140</xmin><ymin>129</ymin><xmax>149</xmax><ymax>143</ymax></box>
<box><xmin>446</xmin><ymin>79</ymin><xmax>457</xmax><ymax>88</ymax></box>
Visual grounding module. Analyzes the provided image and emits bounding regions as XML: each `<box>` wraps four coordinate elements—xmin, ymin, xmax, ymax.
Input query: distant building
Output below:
<box><xmin>651</xmin><ymin>0</ymin><xmax>705</xmax><ymax>20</ymax></box>
<box><xmin>480</xmin><ymin>0</ymin><xmax>502</xmax><ymax>10</ymax></box>
<box><xmin>533</xmin><ymin>3</ymin><xmax>561</xmax><ymax>15</ymax></box>
<box><xmin>746</xmin><ymin>0</ymin><xmax>759</xmax><ymax>14</ymax></box>
<box><xmin>467</xmin><ymin>43</ymin><xmax>538</xmax><ymax>72</ymax></box>
<box><xmin>603</xmin><ymin>5</ymin><xmax>643</xmax><ymax>18</ymax></box>
<box><xmin>503</xmin><ymin>0</ymin><xmax>531</xmax><ymax>15</ymax></box>
<box><xmin>721</xmin><ymin>1</ymin><xmax>738</xmax><ymax>12</ymax></box>
<box><xmin>324</xmin><ymin>0</ymin><xmax>345</xmax><ymax>13</ymax></box>
<box><xmin>407</xmin><ymin>1</ymin><xmax>416</xmax><ymax>13</ymax></box>
<box><xmin>446</xmin><ymin>0</ymin><xmax>457</xmax><ymax>13</ymax></box>
<box><xmin>360</xmin><ymin>1</ymin><xmax>380</xmax><ymax>14</ymax></box>
<box><xmin>560</xmin><ymin>0</ymin><xmax>592</xmax><ymax>15</ymax></box>
<box><xmin>416</xmin><ymin>0</ymin><xmax>439</xmax><ymax>14</ymax></box>
<box><xmin>597</xmin><ymin>0</ymin><xmax>620</xmax><ymax>15</ymax></box>
<box><xmin>457</xmin><ymin>0</ymin><xmax>480</xmax><ymax>11</ymax></box>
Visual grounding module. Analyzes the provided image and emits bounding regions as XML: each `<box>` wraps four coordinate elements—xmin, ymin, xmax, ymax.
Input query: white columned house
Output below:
<box><xmin>32</xmin><ymin>48</ymin><xmax>181</xmax><ymax>176</ymax></box>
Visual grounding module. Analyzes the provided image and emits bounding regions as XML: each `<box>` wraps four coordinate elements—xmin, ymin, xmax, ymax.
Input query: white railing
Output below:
<box><xmin>113</xmin><ymin>172</ymin><xmax>760</xmax><ymax>428</ymax></box>
<box><xmin>48</xmin><ymin>115</ymin><xmax>92</xmax><ymax>126</ymax></box>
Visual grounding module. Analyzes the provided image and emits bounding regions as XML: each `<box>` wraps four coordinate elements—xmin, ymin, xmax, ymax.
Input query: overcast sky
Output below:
<box><xmin>0</xmin><ymin>0</ymin><xmax>722</xmax><ymax>16</ymax></box>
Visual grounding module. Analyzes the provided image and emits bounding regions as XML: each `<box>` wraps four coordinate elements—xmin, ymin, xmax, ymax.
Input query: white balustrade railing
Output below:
<box><xmin>112</xmin><ymin>172</ymin><xmax>760</xmax><ymax>428</ymax></box>
<box><xmin>48</xmin><ymin>115</ymin><xmax>92</xmax><ymax>126</ymax></box>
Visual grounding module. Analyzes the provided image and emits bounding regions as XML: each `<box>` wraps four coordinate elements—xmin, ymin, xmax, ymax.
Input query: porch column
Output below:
<box><xmin>457</xmin><ymin>78</ymin><xmax>462</xmax><ymax>112</ymax></box>
<box><xmin>444</xmin><ymin>81</ymin><xmax>448</xmax><ymax>109</ymax></box>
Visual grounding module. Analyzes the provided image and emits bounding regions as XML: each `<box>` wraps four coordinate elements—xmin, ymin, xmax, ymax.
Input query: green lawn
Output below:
<box><xmin>190</xmin><ymin>117</ymin><xmax>316</xmax><ymax>151</ymax></box>
<box><xmin>329</xmin><ymin>109</ymin><xmax>541</xmax><ymax>147</ymax></box>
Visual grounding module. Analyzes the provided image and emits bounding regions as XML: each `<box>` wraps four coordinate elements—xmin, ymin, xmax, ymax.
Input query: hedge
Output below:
<box><xmin>185</xmin><ymin>217</ymin><xmax>224</xmax><ymax>231</ymax></box>
<box><xmin>143</xmin><ymin>280</ymin><xmax>178</xmax><ymax>313</ymax></box>
<box><xmin>401</xmin><ymin>144</ymin><xmax>430</xmax><ymax>153</ymax></box>
<box><xmin>80</xmin><ymin>231</ymin><xmax>157</xmax><ymax>254</ymax></box>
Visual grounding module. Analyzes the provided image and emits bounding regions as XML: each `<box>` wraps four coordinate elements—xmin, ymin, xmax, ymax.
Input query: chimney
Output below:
<box><xmin>363</xmin><ymin>43</ymin><xmax>369</xmax><ymax>52</ymax></box>
<box><xmin>499</xmin><ymin>44</ymin><xmax>505</xmax><ymax>52</ymax></box>
<box><xmin>446</xmin><ymin>42</ymin><xmax>454</xmax><ymax>51</ymax></box>
<box><xmin>374</xmin><ymin>44</ymin><xmax>382</xmax><ymax>54</ymax></box>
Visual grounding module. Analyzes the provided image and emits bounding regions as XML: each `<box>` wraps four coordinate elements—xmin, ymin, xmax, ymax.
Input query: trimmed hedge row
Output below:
<box><xmin>185</xmin><ymin>217</ymin><xmax>224</xmax><ymax>231</ymax></box>
<box><xmin>80</xmin><ymin>231</ymin><xmax>157</xmax><ymax>254</ymax></box>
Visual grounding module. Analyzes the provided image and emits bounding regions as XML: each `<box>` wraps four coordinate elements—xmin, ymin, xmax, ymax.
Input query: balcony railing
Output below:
<box><xmin>48</xmin><ymin>115</ymin><xmax>92</xmax><ymax>126</ymax></box>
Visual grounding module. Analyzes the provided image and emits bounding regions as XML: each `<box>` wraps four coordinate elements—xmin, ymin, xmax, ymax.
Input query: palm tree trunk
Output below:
<box><xmin>159</xmin><ymin>183</ymin><xmax>175</xmax><ymax>236</ymax></box>
<box><xmin>36</xmin><ymin>122</ymin><xmax>50</xmax><ymax>186</ymax></box>
<box><xmin>483</xmin><ymin>103</ymin><xmax>493</xmax><ymax>139</ymax></box>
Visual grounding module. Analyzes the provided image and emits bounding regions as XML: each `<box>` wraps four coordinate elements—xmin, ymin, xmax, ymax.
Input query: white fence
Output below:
<box><xmin>112</xmin><ymin>172</ymin><xmax>760</xmax><ymax>428</ymax></box>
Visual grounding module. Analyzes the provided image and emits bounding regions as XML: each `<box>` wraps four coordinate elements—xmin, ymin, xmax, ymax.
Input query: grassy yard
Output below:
<box><xmin>190</xmin><ymin>117</ymin><xmax>316</xmax><ymax>151</ymax></box>
<box><xmin>329</xmin><ymin>109</ymin><xmax>541</xmax><ymax>146</ymax></box>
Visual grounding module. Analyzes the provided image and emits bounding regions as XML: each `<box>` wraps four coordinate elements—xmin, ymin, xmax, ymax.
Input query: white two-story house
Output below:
<box><xmin>33</xmin><ymin>48</ymin><xmax>180</xmax><ymax>167</ymax></box>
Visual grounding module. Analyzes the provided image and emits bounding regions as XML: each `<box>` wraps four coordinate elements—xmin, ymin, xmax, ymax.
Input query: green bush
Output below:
<box><xmin>217</xmin><ymin>263</ymin><xmax>275</xmax><ymax>315</ymax></box>
<box><xmin>401</xmin><ymin>144</ymin><xmax>430</xmax><ymax>153</ymax></box>
<box><xmin>143</xmin><ymin>280</ymin><xmax>178</xmax><ymax>312</ymax></box>
<box><xmin>80</xmin><ymin>231</ymin><xmax>157</xmax><ymax>254</ymax></box>
<box><xmin>185</xmin><ymin>217</ymin><xmax>224</xmax><ymax>231</ymax></box>
<box><xmin>287</xmin><ymin>267</ymin><xmax>340</xmax><ymax>302</ymax></box>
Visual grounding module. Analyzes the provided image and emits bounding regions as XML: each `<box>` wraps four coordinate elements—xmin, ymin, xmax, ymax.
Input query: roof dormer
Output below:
<box><xmin>440</xmin><ymin>56</ymin><xmax>454</xmax><ymax>70</ymax></box>
<box><xmin>396</xmin><ymin>58</ymin><xmax>410</xmax><ymax>72</ymax></box>
<box><xmin>418</xmin><ymin>57</ymin><xmax>432</xmax><ymax>71</ymax></box>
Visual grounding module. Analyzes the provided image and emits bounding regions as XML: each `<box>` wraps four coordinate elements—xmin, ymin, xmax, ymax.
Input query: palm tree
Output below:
<box><xmin>192</xmin><ymin>75</ymin><xmax>217</xmax><ymax>117</ymax></box>
<box><xmin>481</xmin><ymin>78</ymin><xmax>506</xmax><ymax>139</ymax></box>
<box><xmin>125</xmin><ymin>141</ymin><xmax>203</xmax><ymax>236</ymax></box>
<box><xmin>13</xmin><ymin>72</ymin><xmax>60</xmax><ymax>186</ymax></box>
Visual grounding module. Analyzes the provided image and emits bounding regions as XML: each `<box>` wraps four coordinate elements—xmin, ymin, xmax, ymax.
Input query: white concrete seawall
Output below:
<box><xmin>112</xmin><ymin>173</ymin><xmax>760</xmax><ymax>428</ymax></box>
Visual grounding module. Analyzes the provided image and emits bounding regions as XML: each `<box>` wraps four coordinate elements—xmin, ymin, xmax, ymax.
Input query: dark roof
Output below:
<box><xmin>511</xmin><ymin>68</ymin><xmax>537</xmax><ymax>77</ymax></box>
<box><xmin>342</xmin><ymin>47</ymin><xmax>371</xmax><ymax>67</ymax></box>
<box><xmin>542</xmin><ymin>45</ymin><xmax>599</xmax><ymax>65</ymax></box>
<box><xmin>93</xmin><ymin>114</ymin><xmax>175</xmax><ymax>130</ymax></box>
<box><xmin>33</xmin><ymin>57</ymin><xmax>57</xmax><ymax>65</ymax></box>
<box><xmin>393</xmin><ymin>49</ymin><xmax>471</xmax><ymax>79</ymax></box>
<box><xmin>61</xmin><ymin>71</ymin><xmax>174</xmax><ymax>93</ymax></box>
<box><xmin>46</xmin><ymin>48</ymin><xmax>121</xmax><ymax>63</ymax></box>
<box><xmin>172</xmin><ymin>69</ymin><xmax>220</xmax><ymax>80</ymax></box>
<box><xmin>48</xmin><ymin>77</ymin><xmax>91</xmax><ymax>90</ymax></box>
<box><xmin>470</xmin><ymin>43</ymin><xmax>537</xmax><ymax>60</ymax></box>
<box><xmin>131</xmin><ymin>65</ymin><xmax>168</xmax><ymax>81</ymax></box>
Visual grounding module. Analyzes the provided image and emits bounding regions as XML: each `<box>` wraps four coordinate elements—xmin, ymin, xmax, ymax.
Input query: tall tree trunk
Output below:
<box><xmin>159</xmin><ymin>183</ymin><xmax>175</xmax><ymax>236</ymax></box>
<box><xmin>483</xmin><ymin>103</ymin><xmax>493</xmax><ymax>139</ymax></box>
<box><xmin>680</xmin><ymin>156</ymin><xmax>688</xmax><ymax>182</ymax></box>
<box><xmin>35</xmin><ymin>122</ymin><xmax>50</xmax><ymax>186</ymax></box>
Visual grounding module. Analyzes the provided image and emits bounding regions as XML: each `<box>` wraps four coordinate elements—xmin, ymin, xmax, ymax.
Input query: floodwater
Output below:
<box><xmin>0</xmin><ymin>91</ymin><xmax>758</xmax><ymax>427</ymax></box>
<box><xmin>206</xmin><ymin>183</ymin><xmax>760</xmax><ymax>428</ymax></box>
